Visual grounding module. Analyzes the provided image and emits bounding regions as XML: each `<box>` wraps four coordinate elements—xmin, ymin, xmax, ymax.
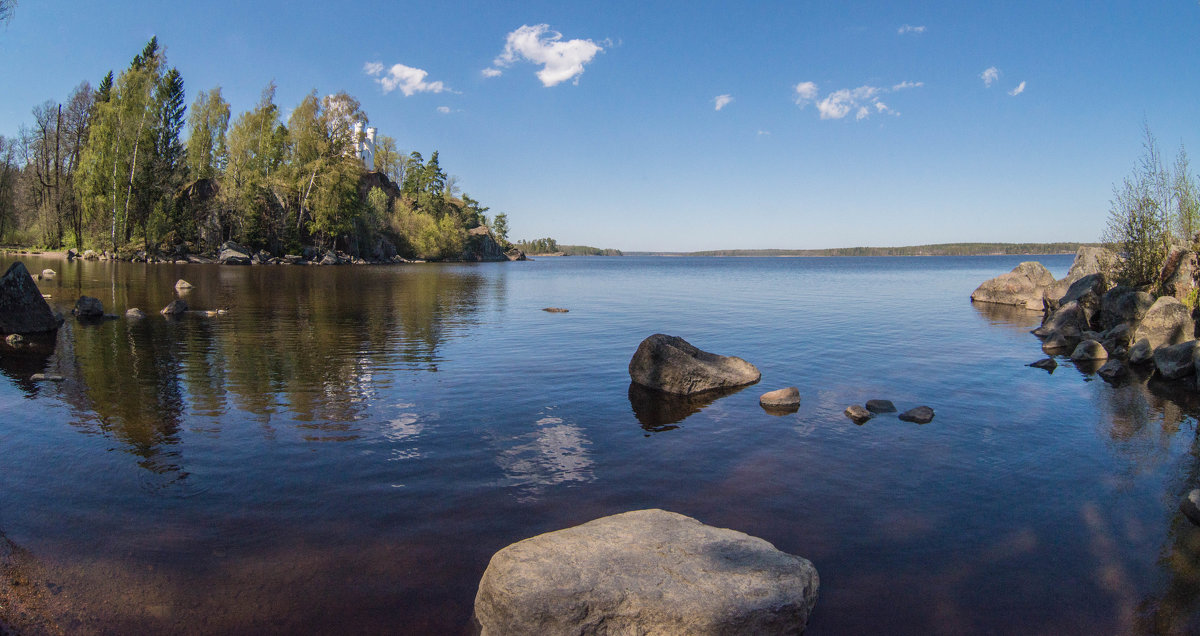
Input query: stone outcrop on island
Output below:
<box><xmin>970</xmin><ymin>261</ymin><xmax>1057</xmax><ymax>311</ymax></box>
<box><xmin>0</xmin><ymin>262</ymin><xmax>63</xmax><ymax>334</ymax></box>
<box><xmin>474</xmin><ymin>509</ymin><xmax>819</xmax><ymax>636</ymax></box>
<box><xmin>628</xmin><ymin>334</ymin><xmax>760</xmax><ymax>396</ymax></box>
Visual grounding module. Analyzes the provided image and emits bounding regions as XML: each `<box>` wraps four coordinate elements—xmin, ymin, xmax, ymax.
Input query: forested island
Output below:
<box><xmin>0</xmin><ymin>38</ymin><xmax>519</xmax><ymax>263</ymax></box>
<box><xmin>629</xmin><ymin>242</ymin><xmax>1103</xmax><ymax>257</ymax></box>
<box><xmin>513</xmin><ymin>237</ymin><xmax>622</xmax><ymax>256</ymax></box>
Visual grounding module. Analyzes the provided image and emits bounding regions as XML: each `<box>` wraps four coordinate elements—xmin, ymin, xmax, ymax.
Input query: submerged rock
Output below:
<box><xmin>844</xmin><ymin>405</ymin><xmax>873</xmax><ymax>424</ymax></box>
<box><xmin>865</xmin><ymin>399</ymin><xmax>897</xmax><ymax>413</ymax></box>
<box><xmin>971</xmin><ymin>261</ymin><xmax>1056</xmax><ymax>311</ymax></box>
<box><xmin>1029</xmin><ymin>358</ymin><xmax>1058</xmax><ymax>372</ymax></box>
<box><xmin>474</xmin><ymin>509</ymin><xmax>819</xmax><ymax>636</ymax></box>
<box><xmin>899</xmin><ymin>406</ymin><xmax>935</xmax><ymax>424</ymax></box>
<box><xmin>760</xmin><ymin>387</ymin><xmax>801</xmax><ymax>409</ymax></box>
<box><xmin>628</xmin><ymin>334</ymin><xmax>760</xmax><ymax>396</ymax></box>
<box><xmin>628</xmin><ymin>382</ymin><xmax>745</xmax><ymax>432</ymax></box>
<box><xmin>125</xmin><ymin>308</ymin><xmax>146</xmax><ymax>319</ymax></box>
<box><xmin>0</xmin><ymin>262</ymin><xmax>63</xmax><ymax>334</ymax></box>
<box><xmin>30</xmin><ymin>373</ymin><xmax>64</xmax><ymax>382</ymax></box>
<box><xmin>542</xmin><ymin>307</ymin><xmax>569</xmax><ymax>313</ymax></box>
<box><xmin>1097</xmin><ymin>359</ymin><xmax>1127</xmax><ymax>382</ymax></box>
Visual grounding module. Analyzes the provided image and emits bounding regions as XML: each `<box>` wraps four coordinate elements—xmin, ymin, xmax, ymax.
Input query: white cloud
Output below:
<box><xmin>794</xmin><ymin>81</ymin><xmax>819</xmax><ymax>107</ymax></box>
<box><xmin>713</xmin><ymin>94</ymin><xmax>733</xmax><ymax>111</ymax></box>
<box><xmin>805</xmin><ymin>82</ymin><xmax>911</xmax><ymax>121</ymax></box>
<box><xmin>437</xmin><ymin>106</ymin><xmax>451</xmax><ymax>114</ymax></box>
<box><xmin>493</xmin><ymin>24</ymin><xmax>603</xmax><ymax>87</ymax></box>
<box><xmin>365</xmin><ymin>62</ymin><xmax>448</xmax><ymax>96</ymax></box>
<box><xmin>1008</xmin><ymin>81</ymin><xmax>1026</xmax><ymax>96</ymax></box>
<box><xmin>980</xmin><ymin>66</ymin><xmax>1000</xmax><ymax>87</ymax></box>
<box><xmin>898</xmin><ymin>24</ymin><xmax>926</xmax><ymax>34</ymax></box>
<box><xmin>757</xmin><ymin>130</ymin><xmax>771</xmax><ymax>136</ymax></box>
<box><xmin>481</xmin><ymin>68</ymin><xmax>503</xmax><ymax>78</ymax></box>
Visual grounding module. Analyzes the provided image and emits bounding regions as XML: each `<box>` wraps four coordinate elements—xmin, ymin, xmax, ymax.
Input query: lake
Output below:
<box><xmin>2</xmin><ymin>253</ymin><xmax>1200</xmax><ymax>634</ymax></box>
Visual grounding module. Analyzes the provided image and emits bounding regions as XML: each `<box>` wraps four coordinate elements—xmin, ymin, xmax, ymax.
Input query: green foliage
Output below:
<box><xmin>492</xmin><ymin>213</ymin><xmax>508</xmax><ymax>243</ymax></box>
<box><xmin>186</xmin><ymin>87</ymin><xmax>230</xmax><ymax>181</ymax></box>
<box><xmin>1103</xmin><ymin>126</ymin><xmax>1177</xmax><ymax>286</ymax></box>
<box><xmin>1185</xmin><ymin>288</ymin><xmax>1200</xmax><ymax>311</ymax></box>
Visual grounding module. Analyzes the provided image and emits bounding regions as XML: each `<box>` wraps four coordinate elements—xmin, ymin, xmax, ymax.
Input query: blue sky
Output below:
<box><xmin>1</xmin><ymin>1</ymin><xmax>1198</xmax><ymax>251</ymax></box>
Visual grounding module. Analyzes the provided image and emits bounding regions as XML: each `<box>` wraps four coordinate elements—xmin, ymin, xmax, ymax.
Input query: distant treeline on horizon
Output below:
<box><xmin>625</xmin><ymin>242</ymin><xmax>1102</xmax><ymax>257</ymax></box>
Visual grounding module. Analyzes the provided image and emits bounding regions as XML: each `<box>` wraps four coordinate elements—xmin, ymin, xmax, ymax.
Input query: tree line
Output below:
<box><xmin>0</xmin><ymin>37</ymin><xmax>511</xmax><ymax>261</ymax></box>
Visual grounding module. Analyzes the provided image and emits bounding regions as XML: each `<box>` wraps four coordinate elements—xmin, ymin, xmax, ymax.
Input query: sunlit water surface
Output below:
<box><xmin>3</xmin><ymin>254</ymin><xmax>1200</xmax><ymax>634</ymax></box>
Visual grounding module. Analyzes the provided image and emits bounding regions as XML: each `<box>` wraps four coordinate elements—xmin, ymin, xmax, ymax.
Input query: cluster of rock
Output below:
<box><xmin>972</xmin><ymin>246</ymin><xmax>1200</xmax><ymax>384</ymax></box>
<box><xmin>843</xmin><ymin>400</ymin><xmax>934</xmax><ymax>424</ymax></box>
<box><xmin>475</xmin><ymin>509</ymin><xmax>819</xmax><ymax>635</ymax></box>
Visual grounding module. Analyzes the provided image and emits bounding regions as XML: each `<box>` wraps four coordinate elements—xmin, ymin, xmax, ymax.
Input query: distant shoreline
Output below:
<box><xmin>624</xmin><ymin>242</ymin><xmax>1099</xmax><ymax>258</ymax></box>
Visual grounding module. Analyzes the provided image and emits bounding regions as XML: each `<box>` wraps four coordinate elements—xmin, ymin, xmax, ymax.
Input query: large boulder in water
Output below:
<box><xmin>1131</xmin><ymin>296</ymin><xmax>1194</xmax><ymax>350</ymax></box>
<box><xmin>970</xmin><ymin>262</ymin><xmax>1055</xmax><ymax>311</ymax></box>
<box><xmin>474</xmin><ymin>509</ymin><xmax>819</xmax><ymax>636</ymax></box>
<box><xmin>1098</xmin><ymin>286</ymin><xmax>1155</xmax><ymax>332</ymax></box>
<box><xmin>0</xmin><ymin>262</ymin><xmax>63</xmax><ymax>334</ymax></box>
<box><xmin>1033</xmin><ymin>301</ymin><xmax>1089</xmax><ymax>339</ymax></box>
<box><xmin>629</xmin><ymin>334</ymin><xmax>760</xmax><ymax>395</ymax></box>
<box><xmin>72</xmin><ymin>295</ymin><xmax>103</xmax><ymax>319</ymax></box>
<box><xmin>1153</xmin><ymin>340</ymin><xmax>1200</xmax><ymax>380</ymax></box>
<box><xmin>1047</xmin><ymin>272</ymin><xmax>1109</xmax><ymax>318</ymax></box>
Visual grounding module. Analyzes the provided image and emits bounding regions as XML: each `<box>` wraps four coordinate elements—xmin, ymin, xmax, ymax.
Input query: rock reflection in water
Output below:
<box><xmin>627</xmin><ymin>382</ymin><xmax>747</xmax><ymax>432</ymax></box>
<box><xmin>970</xmin><ymin>300</ymin><xmax>1044</xmax><ymax>334</ymax></box>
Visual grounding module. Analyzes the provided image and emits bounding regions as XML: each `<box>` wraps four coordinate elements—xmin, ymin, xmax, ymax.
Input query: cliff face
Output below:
<box><xmin>358</xmin><ymin>171</ymin><xmax>403</xmax><ymax>202</ymax></box>
<box><xmin>461</xmin><ymin>226</ymin><xmax>509</xmax><ymax>262</ymax></box>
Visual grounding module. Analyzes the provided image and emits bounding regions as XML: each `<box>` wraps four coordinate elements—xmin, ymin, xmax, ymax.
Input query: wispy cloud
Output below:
<box><xmin>487</xmin><ymin>24</ymin><xmax>604</xmax><ymax>87</ymax></box>
<box><xmin>794</xmin><ymin>81</ymin><xmax>819</xmax><ymax>107</ymax></box>
<box><xmin>898</xmin><ymin>24</ymin><xmax>926</xmax><ymax>35</ymax></box>
<box><xmin>798</xmin><ymin>82</ymin><xmax>914</xmax><ymax>121</ymax></box>
<box><xmin>1008</xmin><ymin>81</ymin><xmax>1026</xmax><ymax>96</ymax></box>
<box><xmin>757</xmin><ymin>130</ymin><xmax>771</xmax><ymax>136</ymax></box>
<box><xmin>437</xmin><ymin>106</ymin><xmax>451</xmax><ymax>114</ymax></box>
<box><xmin>365</xmin><ymin>62</ymin><xmax>448</xmax><ymax>96</ymax></box>
<box><xmin>713</xmin><ymin>94</ymin><xmax>733</xmax><ymax>111</ymax></box>
<box><xmin>980</xmin><ymin>66</ymin><xmax>1000</xmax><ymax>87</ymax></box>
<box><xmin>481</xmin><ymin>68</ymin><xmax>502</xmax><ymax>78</ymax></box>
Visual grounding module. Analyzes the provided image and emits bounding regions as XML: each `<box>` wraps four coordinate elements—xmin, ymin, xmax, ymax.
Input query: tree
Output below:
<box><xmin>373</xmin><ymin>134</ymin><xmax>404</xmax><ymax>182</ymax></box>
<box><xmin>1174</xmin><ymin>145</ymin><xmax>1199</xmax><ymax>245</ymax></box>
<box><xmin>186</xmin><ymin>87</ymin><xmax>230</xmax><ymax>181</ymax></box>
<box><xmin>224</xmin><ymin>83</ymin><xmax>286</xmax><ymax>246</ymax></box>
<box><xmin>0</xmin><ymin>136</ymin><xmax>18</xmax><ymax>240</ymax></box>
<box><xmin>493</xmin><ymin>212</ymin><xmax>509</xmax><ymax>243</ymax></box>
<box><xmin>1104</xmin><ymin>126</ymin><xmax>1173</xmax><ymax>286</ymax></box>
<box><xmin>0</xmin><ymin>0</ymin><xmax>17</xmax><ymax>25</ymax></box>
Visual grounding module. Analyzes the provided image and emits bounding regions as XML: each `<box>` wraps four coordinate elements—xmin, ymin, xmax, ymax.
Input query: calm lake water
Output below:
<box><xmin>3</xmin><ymin>253</ymin><xmax>1200</xmax><ymax>634</ymax></box>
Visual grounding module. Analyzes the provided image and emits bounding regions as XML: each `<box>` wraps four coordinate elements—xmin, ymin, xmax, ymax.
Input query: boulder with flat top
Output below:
<box><xmin>970</xmin><ymin>261</ymin><xmax>1056</xmax><ymax>311</ymax></box>
<box><xmin>474</xmin><ymin>509</ymin><xmax>819</xmax><ymax>636</ymax></box>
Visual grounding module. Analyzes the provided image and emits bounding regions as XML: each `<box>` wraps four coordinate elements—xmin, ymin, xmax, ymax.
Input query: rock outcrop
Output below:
<box><xmin>970</xmin><ymin>261</ymin><xmax>1056</xmax><ymax>311</ymax></box>
<box><xmin>0</xmin><ymin>262</ymin><xmax>63</xmax><ymax>334</ymax></box>
<box><xmin>1070</xmin><ymin>339</ymin><xmax>1108</xmax><ymax>361</ymax></box>
<box><xmin>1098</xmin><ymin>287</ymin><xmax>1155</xmax><ymax>332</ymax></box>
<box><xmin>217</xmin><ymin>241</ymin><xmax>252</xmax><ymax>265</ymax></box>
<box><xmin>1131</xmin><ymin>296</ymin><xmax>1194</xmax><ymax>350</ymax></box>
<box><xmin>474</xmin><ymin>509</ymin><xmax>819</xmax><ymax>636</ymax></box>
<box><xmin>1159</xmin><ymin>248</ymin><xmax>1197</xmax><ymax>303</ymax></box>
<box><xmin>628</xmin><ymin>334</ymin><xmax>760</xmax><ymax>395</ymax></box>
<box><xmin>460</xmin><ymin>226</ymin><xmax>510</xmax><ymax>262</ymax></box>
<box><xmin>161</xmin><ymin>299</ymin><xmax>188</xmax><ymax>316</ymax></box>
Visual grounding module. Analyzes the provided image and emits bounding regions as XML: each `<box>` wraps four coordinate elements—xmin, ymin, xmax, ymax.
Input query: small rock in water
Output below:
<box><xmin>1028</xmin><ymin>358</ymin><xmax>1057</xmax><ymax>372</ymax></box>
<box><xmin>542</xmin><ymin>307</ymin><xmax>569</xmax><ymax>313</ymax></box>
<box><xmin>1070</xmin><ymin>339</ymin><xmax>1108</xmax><ymax>361</ymax></box>
<box><xmin>760</xmin><ymin>387</ymin><xmax>800</xmax><ymax>408</ymax></box>
<box><xmin>125</xmin><ymin>308</ymin><xmax>146</xmax><ymax>319</ymax></box>
<box><xmin>6</xmin><ymin>333</ymin><xmax>25</xmax><ymax>346</ymax></box>
<box><xmin>1097</xmin><ymin>359</ymin><xmax>1126</xmax><ymax>382</ymax></box>
<box><xmin>72</xmin><ymin>295</ymin><xmax>104</xmax><ymax>319</ymax></box>
<box><xmin>30</xmin><ymin>373</ymin><xmax>64</xmax><ymax>382</ymax></box>
<box><xmin>160</xmin><ymin>299</ymin><xmax>188</xmax><ymax>316</ymax></box>
<box><xmin>175</xmin><ymin>279</ymin><xmax>194</xmax><ymax>291</ymax></box>
<box><xmin>1182</xmin><ymin>490</ymin><xmax>1200</xmax><ymax>526</ymax></box>
<box><xmin>899</xmin><ymin>406</ymin><xmax>935</xmax><ymax>424</ymax></box>
<box><xmin>865</xmin><ymin>399</ymin><xmax>896</xmax><ymax>413</ymax></box>
<box><xmin>844</xmin><ymin>405</ymin><xmax>873</xmax><ymax>424</ymax></box>
<box><xmin>41</xmin><ymin>269</ymin><xmax>55</xmax><ymax>278</ymax></box>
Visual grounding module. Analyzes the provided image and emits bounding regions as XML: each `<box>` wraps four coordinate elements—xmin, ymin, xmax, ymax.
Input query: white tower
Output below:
<box><xmin>350</xmin><ymin>121</ymin><xmax>376</xmax><ymax>171</ymax></box>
